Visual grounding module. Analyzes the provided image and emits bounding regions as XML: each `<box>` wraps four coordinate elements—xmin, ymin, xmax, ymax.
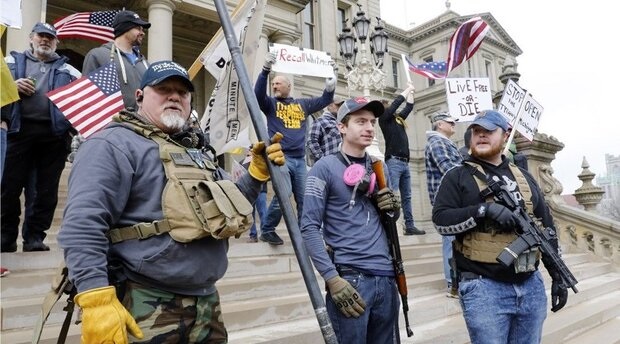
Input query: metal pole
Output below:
<box><xmin>211</xmin><ymin>1</ymin><xmax>337</xmax><ymax>343</ymax></box>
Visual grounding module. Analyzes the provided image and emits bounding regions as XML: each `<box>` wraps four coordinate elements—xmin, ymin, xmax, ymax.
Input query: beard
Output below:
<box><xmin>33</xmin><ymin>45</ymin><xmax>54</xmax><ymax>59</ymax></box>
<box><xmin>160</xmin><ymin>111</ymin><xmax>187</xmax><ymax>133</ymax></box>
<box><xmin>471</xmin><ymin>141</ymin><xmax>504</xmax><ymax>160</ymax></box>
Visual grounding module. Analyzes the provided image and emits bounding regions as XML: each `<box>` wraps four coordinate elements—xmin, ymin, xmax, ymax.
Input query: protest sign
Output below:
<box><xmin>445</xmin><ymin>78</ymin><xmax>493</xmax><ymax>121</ymax></box>
<box><xmin>269</xmin><ymin>43</ymin><xmax>334</xmax><ymax>78</ymax></box>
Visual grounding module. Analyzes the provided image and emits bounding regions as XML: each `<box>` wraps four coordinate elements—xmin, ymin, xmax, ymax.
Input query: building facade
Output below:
<box><xmin>2</xmin><ymin>0</ymin><xmax>523</xmax><ymax>224</ymax></box>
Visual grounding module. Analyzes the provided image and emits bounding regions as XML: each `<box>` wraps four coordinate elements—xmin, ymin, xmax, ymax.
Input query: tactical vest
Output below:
<box><xmin>453</xmin><ymin>161</ymin><xmax>539</xmax><ymax>264</ymax></box>
<box><xmin>107</xmin><ymin>114</ymin><xmax>253</xmax><ymax>243</ymax></box>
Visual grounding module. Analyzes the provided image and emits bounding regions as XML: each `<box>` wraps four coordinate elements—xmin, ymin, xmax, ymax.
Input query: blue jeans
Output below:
<box><xmin>443</xmin><ymin>235</ymin><xmax>455</xmax><ymax>287</ymax></box>
<box><xmin>249</xmin><ymin>191</ymin><xmax>267</xmax><ymax>238</ymax></box>
<box><xmin>326</xmin><ymin>269</ymin><xmax>400</xmax><ymax>344</ymax></box>
<box><xmin>261</xmin><ymin>155</ymin><xmax>305</xmax><ymax>234</ymax></box>
<box><xmin>386</xmin><ymin>158</ymin><xmax>414</xmax><ymax>228</ymax></box>
<box><xmin>459</xmin><ymin>270</ymin><xmax>547</xmax><ymax>344</ymax></box>
<box><xmin>0</xmin><ymin>128</ymin><xmax>6</xmax><ymax>179</ymax></box>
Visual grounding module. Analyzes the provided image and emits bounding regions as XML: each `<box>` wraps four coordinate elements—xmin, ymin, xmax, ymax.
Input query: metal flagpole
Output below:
<box><xmin>211</xmin><ymin>1</ymin><xmax>337</xmax><ymax>342</ymax></box>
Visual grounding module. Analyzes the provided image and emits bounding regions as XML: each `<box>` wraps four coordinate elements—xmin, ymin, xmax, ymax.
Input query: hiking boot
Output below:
<box><xmin>23</xmin><ymin>241</ymin><xmax>50</xmax><ymax>252</ymax></box>
<box><xmin>404</xmin><ymin>226</ymin><xmax>426</xmax><ymax>235</ymax></box>
<box><xmin>259</xmin><ymin>232</ymin><xmax>284</xmax><ymax>245</ymax></box>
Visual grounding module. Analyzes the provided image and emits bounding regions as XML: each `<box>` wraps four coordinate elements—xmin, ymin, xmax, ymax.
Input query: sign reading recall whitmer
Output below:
<box><xmin>269</xmin><ymin>43</ymin><xmax>334</xmax><ymax>78</ymax></box>
<box><xmin>445</xmin><ymin>78</ymin><xmax>493</xmax><ymax>121</ymax></box>
<box><xmin>498</xmin><ymin>79</ymin><xmax>544</xmax><ymax>141</ymax></box>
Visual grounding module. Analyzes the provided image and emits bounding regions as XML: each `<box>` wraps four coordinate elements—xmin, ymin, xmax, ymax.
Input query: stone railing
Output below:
<box><xmin>518</xmin><ymin>133</ymin><xmax>620</xmax><ymax>265</ymax></box>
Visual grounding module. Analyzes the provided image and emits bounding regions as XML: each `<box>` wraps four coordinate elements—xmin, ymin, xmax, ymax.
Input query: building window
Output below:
<box><xmin>392</xmin><ymin>59</ymin><xmax>399</xmax><ymax>87</ymax></box>
<box><xmin>424</xmin><ymin>56</ymin><xmax>435</xmax><ymax>87</ymax></box>
<box><xmin>337</xmin><ymin>8</ymin><xmax>346</xmax><ymax>34</ymax></box>
<box><xmin>302</xmin><ymin>3</ymin><xmax>315</xmax><ymax>49</ymax></box>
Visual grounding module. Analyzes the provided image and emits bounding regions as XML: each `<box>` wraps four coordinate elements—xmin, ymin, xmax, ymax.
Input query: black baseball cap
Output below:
<box><xmin>336</xmin><ymin>97</ymin><xmax>384</xmax><ymax>122</ymax></box>
<box><xmin>140</xmin><ymin>61</ymin><xmax>195</xmax><ymax>92</ymax></box>
<box><xmin>113</xmin><ymin>10</ymin><xmax>151</xmax><ymax>37</ymax></box>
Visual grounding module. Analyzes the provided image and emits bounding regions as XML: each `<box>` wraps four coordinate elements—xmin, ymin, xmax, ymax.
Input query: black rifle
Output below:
<box><xmin>487</xmin><ymin>176</ymin><xmax>579</xmax><ymax>293</ymax></box>
<box><xmin>372</xmin><ymin>160</ymin><xmax>413</xmax><ymax>337</ymax></box>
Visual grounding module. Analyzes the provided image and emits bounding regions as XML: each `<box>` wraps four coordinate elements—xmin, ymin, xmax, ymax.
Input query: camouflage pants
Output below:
<box><xmin>121</xmin><ymin>280</ymin><xmax>227</xmax><ymax>343</ymax></box>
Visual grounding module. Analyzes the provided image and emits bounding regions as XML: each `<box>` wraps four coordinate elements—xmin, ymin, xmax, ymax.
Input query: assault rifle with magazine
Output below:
<box><xmin>486</xmin><ymin>176</ymin><xmax>579</xmax><ymax>293</ymax></box>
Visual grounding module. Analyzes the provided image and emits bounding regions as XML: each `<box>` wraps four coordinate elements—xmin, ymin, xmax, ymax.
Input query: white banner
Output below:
<box><xmin>269</xmin><ymin>43</ymin><xmax>334</xmax><ymax>78</ymax></box>
<box><xmin>445</xmin><ymin>78</ymin><xmax>493</xmax><ymax>121</ymax></box>
<box><xmin>498</xmin><ymin>79</ymin><xmax>544</xmax><ymax>141</ymax></box>
<box><xmin>0</xmin><ymin>0</ymin><xmax>22</xmax><ymax>28</ymax></box>
<box><xmin>199</xmin><ymin>0</ymin><xmax>266</xmax><ymax>153</ymax></box>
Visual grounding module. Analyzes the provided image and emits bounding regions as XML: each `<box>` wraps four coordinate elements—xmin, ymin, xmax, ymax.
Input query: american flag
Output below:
<box><xmin>405</xmin><ymin>16</ymin><xmax>489</xmax><ymax>80</ymax></box>
<box><xmin>54</xmin><ymin>11</ymin><xmax>118</xmax><ymax>43</ymax></box>
<box><xmin>404</xmin><ymin>56</ymin><xmax>448</xmax><ymax>80</ymax></box>
<box><xmin>446</xmin><ymin>16</ymin><xmax>489</xmax><ymax>73</ymax></box>
<box><xmin>47</xmin><ymin>63</ymin><xmax>124</xmax><ymax>138</ymax></box>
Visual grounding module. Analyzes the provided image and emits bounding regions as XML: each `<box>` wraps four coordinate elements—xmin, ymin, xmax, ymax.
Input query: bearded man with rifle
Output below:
<box><xmin>432</xmin><ymin>110</ymin><xmax>575</xmax><ymax>344</ymax></box>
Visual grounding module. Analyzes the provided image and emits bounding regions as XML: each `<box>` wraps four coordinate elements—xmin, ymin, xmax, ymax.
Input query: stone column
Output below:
<box><xmin>146</xmin><ymin>0</ymin><xmax>175</xmax><ymax>62</ymax></box>
<box><xmin>5</xmin><ymin>0</ymin><xmax>44</xmax><ymax>53</ymax></box>
<box><xmin>516</xmin><ymin>133</ymin><xmax>565</xmax><ymax>198</ymax></box>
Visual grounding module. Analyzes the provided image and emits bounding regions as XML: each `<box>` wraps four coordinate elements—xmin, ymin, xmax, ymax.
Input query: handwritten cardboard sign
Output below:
<box><xmin>498</xmin><ymin>79</ymin><xmax>544</xmax><ymax>141</ymax></box>
<box><xmin>445</xmin><ymin>78</ymin><xmax>493</xmax><ymax>121</ymax></box>
<box><xmin>269</xmin><ymin>43</ymin><xmax>334</xmax><ymax>78</ymax></box>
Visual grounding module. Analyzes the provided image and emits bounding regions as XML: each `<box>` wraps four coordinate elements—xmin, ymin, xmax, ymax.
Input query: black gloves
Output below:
<box><xmin>548</xmin><ymin>269</ymin><xmax>568</xmax><ymax>312</ymax></box>
<box><xmin>479</xmin><ymin>203</ymin><xmax>519</xmax><ymax>229</ymax></box>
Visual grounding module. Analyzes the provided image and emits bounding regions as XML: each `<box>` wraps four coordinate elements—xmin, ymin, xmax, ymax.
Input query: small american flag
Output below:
<box><xmin>405</xmin><ymin>17</ymin><xmax>489</xmax><ymax>80</ymax></box>
<box><xmin>404</xmin><ymin>56</ymin><xmax>447</xmax><ymax>80</ymax></box>
<box><xmin>54</xmin><ymin>11</ymin><xmax>118</xmax><ymax>43</ymax></box>
<box><xmin>47</xmin><ymin>63</ymin><xmax>124</xmax><ymax>138</ymax></box>
<box><xmin>446</xmin><ymin>16</ymin><xmax>489</xmax><ymax>73</ymax></box>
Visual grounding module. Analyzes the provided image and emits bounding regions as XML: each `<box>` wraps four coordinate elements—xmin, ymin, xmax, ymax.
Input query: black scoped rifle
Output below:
<box><xmin>487</xmin><ymin>176</ymin><xmax>579</xmax><ymax>293</ymax></box>
<box><xmin>372</xmin><ymin>160</ymin><xmax>413</xmax><ymax>337</ymax></box>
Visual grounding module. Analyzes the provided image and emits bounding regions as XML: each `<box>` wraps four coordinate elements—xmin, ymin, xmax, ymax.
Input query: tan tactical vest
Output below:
<box><xmin>107</xmin><ymin>115</ymin><xmax>253</xmax><ymax>243</ymax></box>
<box><xmin>453</xmin><ymin>161</ymin><xmax>537</xmax><ymax>263</ymax></box>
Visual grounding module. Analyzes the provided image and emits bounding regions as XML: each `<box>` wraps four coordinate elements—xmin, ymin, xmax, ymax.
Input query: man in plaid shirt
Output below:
<box><xmin>306</xmin><ymin>100</ymin><xmax>344</xmax><ymax>166</ymax></box>
<box><xmin>424</xmin><ymin>112</ymin><xmax>463</xmax><ymax>297</ymax></box>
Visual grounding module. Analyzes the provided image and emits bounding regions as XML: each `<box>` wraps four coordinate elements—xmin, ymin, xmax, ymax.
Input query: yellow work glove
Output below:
<box><xmin>248</xmin><ymin>132</ymin><xmax>285</xmax><ymax>181</ymax></box>
<box><xmin>74</xmin><ymin>286</ymin><xmax>144</xmax><ymax>343</ymax></box>
<box><xmin>326</xmin><ymin>276</ymin><xmax>366</xmax><ymax>318</ymax></box>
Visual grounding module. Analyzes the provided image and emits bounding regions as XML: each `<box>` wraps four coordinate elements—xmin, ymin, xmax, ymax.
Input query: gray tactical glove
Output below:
<box><xmin>326</xmin><ymin>276</ymin><xmax>366</xmax><ymax>318</ymax></box>
<box><xmin>263</xmin><ymin>52</ymin><xmax>277</xmax><ymax>71</ymax></box>
<box><xmin>375</xmin><ymin>187</ymin><xmax>401</xmax><ymax>212</ymax></box>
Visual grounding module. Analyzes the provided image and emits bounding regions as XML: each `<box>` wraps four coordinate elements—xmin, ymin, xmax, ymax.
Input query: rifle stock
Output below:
<box><xmin>488</xmin><ymin>177</ymin><xmax>578</xmax><ymax>293</ymax></box>
<box><xmin>372</xmin><ymin>160</ymin><xmax>413</xmax><ymax>337</ymax></box>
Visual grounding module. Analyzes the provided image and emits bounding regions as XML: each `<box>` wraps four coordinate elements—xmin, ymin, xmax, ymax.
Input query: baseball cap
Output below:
<box><xmin>336</xmin><ymin>97</ymin><xmax>384</xmax><ymax>123</ymax></box>
<box><xmin>113</xmin><ymin>10</ymin><xmax>151</xmax><ymax>37</ymax></box>
<box><xmin>431</xmin><ymin>112</ymin><xmax>458</xmax><ymax>123</ymax></box>
<box><xmin>467</xmin><ymin>110</ymin><xmax>509</xmax><ymax>131</ymax></box>
<box><xmin>31</xmin><ymin>22</ymin><xmax>57</xmax><ymax>38</ymax></box>
<box><xmin>140</xmin><ymin>61</ymin><xmax>195</xmax><ymax>92</ymax></box>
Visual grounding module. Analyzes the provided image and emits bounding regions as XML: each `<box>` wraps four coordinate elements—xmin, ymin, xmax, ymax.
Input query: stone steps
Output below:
<box><xmin>3</xmin><ymin>164</ymin><xmax>620</xmax><ymax>344</ymax></box>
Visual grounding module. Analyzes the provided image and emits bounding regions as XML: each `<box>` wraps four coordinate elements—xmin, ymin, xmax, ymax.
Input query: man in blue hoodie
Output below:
<box><xmin>253</xmin><ymin>52</ymin><xmax>335</xmax><ymax>245</ymax></box>
<box><xmin>1</xmin><ymin>22</ymin><xmax>80</xmax><ymax>252</ymax></box>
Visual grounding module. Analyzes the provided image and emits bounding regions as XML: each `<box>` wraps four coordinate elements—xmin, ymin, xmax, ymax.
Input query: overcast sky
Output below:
<box><xmin>380</xmin><ymin>0</ymin><xmax>618</xmax><ymax>194</ymax></box>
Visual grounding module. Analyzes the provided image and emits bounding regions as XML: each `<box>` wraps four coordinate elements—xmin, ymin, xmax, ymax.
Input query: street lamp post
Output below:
<box><xmin>337</xmin><ymin>4</ymin><xmax>389</xmax><ymax>98</ymax></box>
<box><xmin>337</xmin><ymin>4</ymin><xmax>389</xmax><ymax>158</ymax></box>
